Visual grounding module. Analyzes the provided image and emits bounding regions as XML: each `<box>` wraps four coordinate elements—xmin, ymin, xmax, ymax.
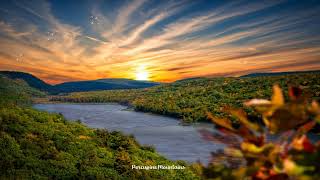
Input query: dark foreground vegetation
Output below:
<box><xmin>52</xmin><ymin>72</ymin><xmax>320</xmax><ymax>123</ymax></box>
<box><xmin>0</xmin><ymin>75</ymin><xmax>198</xmax><ymax>179</ymax></box>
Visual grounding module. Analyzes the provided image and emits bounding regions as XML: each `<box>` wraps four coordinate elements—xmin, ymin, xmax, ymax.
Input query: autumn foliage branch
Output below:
<box><xmin>200</xmin><ymin>85</ymin><xmax>320</xmax><ymax>180</ymax></box>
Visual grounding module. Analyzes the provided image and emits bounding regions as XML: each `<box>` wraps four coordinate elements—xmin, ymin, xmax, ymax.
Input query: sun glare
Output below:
<box><xmin>136</xmin><ymin>71</ymin><xmax>149</xmax><ymax>81</ymax></box>
<box><xmin>135</xmin><ymin>66</ymin><xmax>149</xmax><ymax>81</ymax></box>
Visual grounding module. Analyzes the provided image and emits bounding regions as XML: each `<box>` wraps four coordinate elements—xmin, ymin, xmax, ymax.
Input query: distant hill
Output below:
<box><xmin>0</xmin><ymin>71</ymin><xmax>160</xmax><ymax>94</ymax></box>
<box><xmin>0</xmin><ymin>74</ymin><xmax>45</xmax><ymax>105</ymax></box>
<box><xmin>55</xmin><ymin>79</ymin><xmax>159</xmax><ymax>93</ymax></box>
<box><xmin>0</xmin><ymin>71</ymin><xmax>52</xmax><ymax>92</ymax></box>
<box><xmin>174</xmin><ymin>77</ymin><xmax>207</xmax><ymax>83</ymax></box>
<box><xmin>240</xmin><ymin>70</ymin><xmax>320</xmax><ymax>78</ymax></box>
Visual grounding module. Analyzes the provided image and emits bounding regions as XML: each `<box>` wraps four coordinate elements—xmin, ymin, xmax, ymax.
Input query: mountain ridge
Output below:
<box><xmin>0</xmin><ymin>71</ymin><xmax>160</xmax><ymax>94</ymax></box>
<box><xmin>2</xmin><ymin>70</ymin><xmax>320</xmax><ymax>94</ymax></box>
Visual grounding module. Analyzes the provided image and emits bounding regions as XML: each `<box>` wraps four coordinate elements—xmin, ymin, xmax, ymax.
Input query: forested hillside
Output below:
<box><xmin>0</xmin><ymin>71</ymin><xmax>52</xmax><ymax>92</ymax></box>
<box><xmin>0</xmin><ymin>75</ymin><xmax>45</xmax><ymax>106</ymax></box>
<box><xmin>52</xmin><ymin>72</ymin><xmax>320</xmax><ymax>123</ymax></box>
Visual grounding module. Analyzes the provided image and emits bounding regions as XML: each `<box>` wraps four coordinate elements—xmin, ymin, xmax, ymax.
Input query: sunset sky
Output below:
<box><xmin>0</xmin><ymin>0</ymin><xmax>320</xmax><ymax>84</ymax></box>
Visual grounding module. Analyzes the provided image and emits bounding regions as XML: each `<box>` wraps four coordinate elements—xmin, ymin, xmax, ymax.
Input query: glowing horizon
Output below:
<box><xmin>0</xmin><ymin>0</ymin><xmax>320</xmax><ymax>84</ymax></box>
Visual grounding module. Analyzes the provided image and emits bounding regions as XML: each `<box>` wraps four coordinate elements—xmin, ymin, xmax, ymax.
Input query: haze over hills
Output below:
<box><xmin>0</xmin><ymin>71</ymin><xmax>160</xmax><ymax>94</ymax></box>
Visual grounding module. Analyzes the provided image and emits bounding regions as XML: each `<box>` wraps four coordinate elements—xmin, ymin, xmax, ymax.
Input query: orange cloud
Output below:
<box><xmin>0</xmin><ymin>0</ymin><xmax>319</xmax><ymax>84</ymax></box>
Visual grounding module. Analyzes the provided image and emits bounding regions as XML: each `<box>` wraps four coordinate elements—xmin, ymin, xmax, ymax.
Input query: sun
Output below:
<box><xmin>135</xmin><ymin>70</ymin><xmax>149</xmax><ymax>81</ymax></box>
<box><xmin>135</xmin><ymin>65</ymin><xmax>149</xmax><ymax>81</ymax></box>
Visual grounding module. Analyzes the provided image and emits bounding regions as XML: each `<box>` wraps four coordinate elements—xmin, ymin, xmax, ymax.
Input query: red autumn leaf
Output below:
<box><xmin>291</xmin><ymin>135</ymin><xmax>315</xmax><ymax>153</ymax></box>
<box><xmin>302</xmin><ymin>137</ymin><xmax>315</xmax><ymax>153</ymax></box>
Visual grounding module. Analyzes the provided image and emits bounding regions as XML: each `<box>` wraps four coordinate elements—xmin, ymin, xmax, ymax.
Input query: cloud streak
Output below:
<box><xmin>0</xmin><ymin>0</ymin><xmax>319</xmax><ymax>83</ymax></box>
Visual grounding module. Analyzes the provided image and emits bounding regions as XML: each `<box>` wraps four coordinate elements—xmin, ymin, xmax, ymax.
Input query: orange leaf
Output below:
<box><xmin>207</xmin><ymin>112</ymin><xmax>234</xmax><ymax>131</ymax></box>
<box><xmin>271</xmin><ymin>84</ymin><xmax>284</xmax><ymax>106</ymax></box>
<box><xmin>225</xmin><ymin>107</ymin><xmax>263</xmax><ymax>132</ymax></box>
<box><xmin>309</xmin><ymin>100</ymin><xmax>320</xmax><ymax>115</ymax></box>
<box><xmin>244</xmin><ymin>99</ymin><xmax>271</xmax><ymax>106</ymax></box>
<box><xmin>291</xmin><ymin>135</ymin><xmax>315</xmax><ymax>153</ymax></box>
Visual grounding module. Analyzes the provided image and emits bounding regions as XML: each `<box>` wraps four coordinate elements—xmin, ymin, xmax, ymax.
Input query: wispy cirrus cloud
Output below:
<box><xmin>0</xmin><ymin>0</ymin><xmax>319</xmax><ymax>83</ymax></box>
<box><xmin>109</xmin><ymin>0</ymin><xmax>146</xmax><ymax>37</ymax></box>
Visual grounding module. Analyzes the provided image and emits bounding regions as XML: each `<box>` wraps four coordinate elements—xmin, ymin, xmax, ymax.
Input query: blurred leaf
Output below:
<box><xmin>207</xmin><ymin>112</ymin><xmax>234</xmax><ymax>131</ymax></box>
<box><xmin>198</xmin><ymin>129</ymin><xmax>240</xmax><ymax>148</ymax></box>
<box><xmin>203</xmin><ymin>83</ymin><xmax>320</xmax><ymax>179</ymax></box>
<box><xmin>266</xmin><ymin>104</ymin><xmax>308</xmax><ymax>133</ymax></box>
<box><xmin>309</xmin><ymin>100</ymin><xmax>320</xmax><ymax>115</ymax></box>
<box><xmin>288</xmin><ymin>87</ymin><xmax>302</xmax><ymax>101</ymax></box>
<box><xmin>296</xmin><ymin>121</ymin><xmax>316</xmax><ymax>135</ymax></box>
<box><xmin>237</xmin><ymin>126</ymin><xmax>260</xmax><ymax>144</ymax></box>
<box><xmin>311</xmin><ymin>101</ymin><xmax>320</xmax><ymax>123</ymax></box>
<box><xmin>224</xmin><ymin>148</ymin><xmax>243</xmax><ymax>158</ymax></box>
<box><xmin>266</xmin><ymin>173</ymin><xmax>289</xmax><ymax>180</ymax></box>
<box><xmin>271</xmin><ymin>84</ymin><xmax>284</xmax><ymax>107</ymax></box>
<box><xmin>283</xmin><ymin>158</ymin><xmax>314</xmax><ymax>176</ymax></box>
<box><xmin>241</xmin><ymin>142</ymin><xmax>274</xmax><ymax>154</ymax></box>
<box><xmin>291</xmin><ymin>135</ymin><xmax>315</xmax><ymax>153</ymax></box>
<box><xmin>244</xmin><ymin>99</ymin><xmax>271</xmax><ymax>106</ymax></box>
<box><xmin>225</xmin><ymin>107</ymin><xmax>263</xmax><ymax>132</ymax></box>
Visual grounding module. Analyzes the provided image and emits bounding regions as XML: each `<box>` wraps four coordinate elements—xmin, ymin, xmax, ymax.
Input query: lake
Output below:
<box><xmin>34</xmin><ymin>103</ymin><xmax>224</xmax><ymax>165</ymax></box>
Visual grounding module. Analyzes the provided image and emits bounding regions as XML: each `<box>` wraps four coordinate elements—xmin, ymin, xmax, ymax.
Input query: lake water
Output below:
<box><xmin>33</xmin><ymin>103</ymin><xmax>224</xmax><ymax>165</ymax></box>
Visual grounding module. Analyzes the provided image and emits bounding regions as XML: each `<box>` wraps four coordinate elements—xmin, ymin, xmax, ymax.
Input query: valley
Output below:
<box><xmin>1</xmin><ymin>70</ymin><xmax>320</xmax><ymax>179</ymax></box>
